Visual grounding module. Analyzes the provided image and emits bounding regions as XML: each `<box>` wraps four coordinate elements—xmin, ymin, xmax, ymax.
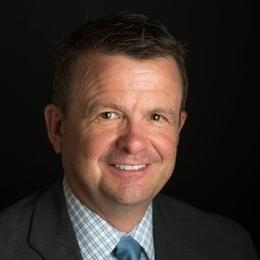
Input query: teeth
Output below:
<box><xmin>114</xmin><ymin>164</ymin><xmax>146</xmax><ymax>171</ymax></box>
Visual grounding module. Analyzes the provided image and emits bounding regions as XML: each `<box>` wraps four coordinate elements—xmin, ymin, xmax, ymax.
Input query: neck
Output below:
<box><xmin>81</xmin><ymin>194</ymin><xmax>150</xmax><ymax>233</ymax></box>
<box><xmin>96</xmin><ymin>202</ymin><xmax>149</xmax><ymax>233</ymax></box>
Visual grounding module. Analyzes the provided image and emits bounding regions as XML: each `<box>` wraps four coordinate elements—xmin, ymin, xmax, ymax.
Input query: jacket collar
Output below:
<box><xmin>28</xmin><ymin>179</ymin><xmax>82</xmax><ymax>260</ymax></box>
<box><xmin>153</xmin><ymin>195</ymin><xmax>207</xmax><ymax>260</ymax></box>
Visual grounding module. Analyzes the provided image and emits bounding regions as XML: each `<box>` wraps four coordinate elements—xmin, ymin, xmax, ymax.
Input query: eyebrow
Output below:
<box><xmin>86</xmin><ymin>101</ymin><xmax>126</xmax><ymax>115</ymax></box>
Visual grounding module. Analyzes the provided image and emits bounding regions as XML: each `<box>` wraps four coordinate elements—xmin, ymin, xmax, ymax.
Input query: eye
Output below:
<box><xmin>151</xmin><ymin>113</ymin><xmax>163</xmax><ymax>121</ymax></box>
<box><xmin>100</xmin><ymin>111</ymin><xmax>118</xmax><ymax>120</ymax></box>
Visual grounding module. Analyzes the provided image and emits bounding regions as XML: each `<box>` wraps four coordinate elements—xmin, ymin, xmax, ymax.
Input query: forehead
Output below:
<box><xmin>69</xmin><ymin>53</ymin><xmax>182</xmax><ymax>103</ymax></box>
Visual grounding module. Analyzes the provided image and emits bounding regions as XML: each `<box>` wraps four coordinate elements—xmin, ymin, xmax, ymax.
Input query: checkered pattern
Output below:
<box><xmin>63</xmin><ymin>178</ymin><xmax>155</xmax><ymax>260</ymax></box>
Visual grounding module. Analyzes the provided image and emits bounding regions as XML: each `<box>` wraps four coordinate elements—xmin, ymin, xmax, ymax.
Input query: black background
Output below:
<box><xmin>0</xmin><ymin>0</ymin><xmax>259</xmax><ymax>253</ymax></box>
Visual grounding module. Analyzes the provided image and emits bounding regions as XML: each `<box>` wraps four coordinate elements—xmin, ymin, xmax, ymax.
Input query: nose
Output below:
<box><xmin>116</xmin><ymin>121</ymin><xmax>148</xmax><ymax>154</ymax></box>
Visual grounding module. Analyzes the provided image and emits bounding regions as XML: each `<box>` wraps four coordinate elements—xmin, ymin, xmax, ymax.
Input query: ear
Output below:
<box><xmin>44</xmin><ymin>104</ymin><xmax>63</xmax><ymax>154</ymax></box>
<box><xmin>178</xmin><ymin>110</ymin><xmax>187</xmax><ymax>133</ymax></box>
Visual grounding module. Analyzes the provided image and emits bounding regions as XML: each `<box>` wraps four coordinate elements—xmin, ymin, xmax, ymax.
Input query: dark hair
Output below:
<box><xmin>53</xmin><ymin>12</ymin><xmax>188</xmax><ymax>114</ymax></box>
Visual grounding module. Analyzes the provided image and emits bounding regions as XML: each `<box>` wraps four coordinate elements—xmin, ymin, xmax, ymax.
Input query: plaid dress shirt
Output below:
<box><xmin>63</xmin><ymin>178</ymin><xmax>155</xmax><ymax>260</ymax></box>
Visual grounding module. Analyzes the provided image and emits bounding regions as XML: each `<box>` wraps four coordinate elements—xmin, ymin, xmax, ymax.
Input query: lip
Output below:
<box><xmin>114</xmin><ymin>164</ymin><xmax>146</xmax><ymax>171</ymax></box>
<box><xmin>108</xmin><ymin>163</ymin><xmax>151</xmax><ymax>176</ymax></box>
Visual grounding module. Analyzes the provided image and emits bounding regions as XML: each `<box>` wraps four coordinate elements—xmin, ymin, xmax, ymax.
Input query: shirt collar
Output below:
<box><xmin>63</xmin><ymin>178</ymin><xmax>154</xmax><ymax>260</ymax></box>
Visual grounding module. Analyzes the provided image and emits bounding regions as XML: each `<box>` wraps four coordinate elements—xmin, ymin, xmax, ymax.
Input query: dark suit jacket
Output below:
<box><xmin>0</xmin><ymin>179</ymin><xmax>258</xmax><ymax>259</ymax></box>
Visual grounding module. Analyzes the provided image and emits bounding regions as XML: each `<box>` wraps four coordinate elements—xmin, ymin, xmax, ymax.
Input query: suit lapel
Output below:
<box><xmin>28</xmin><ymin>179</ymin><xmax>82</xmax><ymax>260</ymax></box>
<box><xmin>153</xmin><ymin>195</ymin><xmax>207</xmax><ymax>260</ymax></box>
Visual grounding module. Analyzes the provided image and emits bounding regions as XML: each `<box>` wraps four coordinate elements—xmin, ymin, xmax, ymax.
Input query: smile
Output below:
<box><xmin>114</xmin><ymin>164</ymin><xmax>146</xmax><ymax>171</ymax></box>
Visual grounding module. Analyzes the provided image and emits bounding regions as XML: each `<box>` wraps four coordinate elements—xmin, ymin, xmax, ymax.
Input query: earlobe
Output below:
<box><xmin>44</xmin><ymin>104</ymin><xmax>63</xmax><ymax>154</ymax></box>
<box><xmin>179</xmin><ymin>110</ymin><xmax>187</xmax><ymax>132</ymax></box>
<box><xmin>175</xmin><ymin>111</ymin><xmax>187</xmax><ymax>148</ymax></box>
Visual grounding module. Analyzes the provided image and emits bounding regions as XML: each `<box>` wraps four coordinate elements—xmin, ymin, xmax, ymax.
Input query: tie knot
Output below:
<box><xmin>113</xmin><ymin>236</ymin><xmax>142</xmax><ymax>260</ymax></box>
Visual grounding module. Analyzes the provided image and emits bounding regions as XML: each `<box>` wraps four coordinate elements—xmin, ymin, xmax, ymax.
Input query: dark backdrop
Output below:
<box><xmin>0</xmin><ymin>0</ymin><xmax>259</xmax><ymax>253</ymax></box>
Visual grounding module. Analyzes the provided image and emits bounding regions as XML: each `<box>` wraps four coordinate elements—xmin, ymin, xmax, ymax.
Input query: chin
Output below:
<box><xmin>110</xmin><ymin>188</ymin><xmax>156</xmax><ymax>208</ymax></box>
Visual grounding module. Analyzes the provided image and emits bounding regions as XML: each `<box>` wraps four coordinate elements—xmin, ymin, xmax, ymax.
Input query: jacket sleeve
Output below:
<box><xmin>246</xmin><ymin>232</ymin><xmax>259</xmax><ymax>260</ymax></box>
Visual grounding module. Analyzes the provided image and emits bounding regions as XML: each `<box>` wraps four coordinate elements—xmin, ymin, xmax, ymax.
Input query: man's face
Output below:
<box><xmin>47</xmin><ymin>54</ymin><xmax>186</xmax><ymax>214</ymax></box>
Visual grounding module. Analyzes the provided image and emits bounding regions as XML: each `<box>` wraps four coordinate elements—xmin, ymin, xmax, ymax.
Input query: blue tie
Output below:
<box><xmin>113</xmin><ymin>236</ymin><xmax>142</xmax><ymax>260</ymax></box>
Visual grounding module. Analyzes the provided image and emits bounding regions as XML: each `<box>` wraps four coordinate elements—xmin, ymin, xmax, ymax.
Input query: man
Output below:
<box><xmin>0</xmin><ymin>12</ymin><xmax>258</xmax><ymax>260</ymax></box>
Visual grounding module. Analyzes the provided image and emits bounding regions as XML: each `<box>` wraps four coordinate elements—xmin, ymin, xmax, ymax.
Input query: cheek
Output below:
<box><xmin>153</xmin><ymin>131</ymin><xmax>179</xmax><ymax>160</ymax></box>
<box><xmin>79</xmin><ymin>129</ymin><xmax>116</xmax><ymax>160</ymax></box>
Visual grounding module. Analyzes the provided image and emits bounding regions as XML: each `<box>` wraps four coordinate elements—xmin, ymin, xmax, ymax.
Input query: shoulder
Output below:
<box><xmin>0</xmin><ymin>191</ymin><xmax>42</xmax><ymax>258</ymax></box>
<box><xmin>153</xmin><ymin>194</ymin><xmax>258</xmax><ymax>259</ymax></box>
<box><xmin>0</xmin><ymin>179</ymin><xmax>62</xmax><ymax>234</ymax></box>
<box><xmin>0</xmin><ymin>180</ymin><xmax>63</xmax><ymax>258</ymax></box>
<box><xmin>154</xmin><ymin>193</ymin><xmax>244</xmax><ymax>233</ymax></box>
<box><xmin>0</xmin><ymin>191</ymin><xmax>41</xmax><ymax>240</ymax></box>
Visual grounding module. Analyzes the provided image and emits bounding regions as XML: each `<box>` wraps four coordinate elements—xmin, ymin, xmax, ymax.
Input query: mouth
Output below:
<box><xmin>112</xmin><ymin>164</ymin><xmax>147</xmax><ymax>171</ymax></box>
